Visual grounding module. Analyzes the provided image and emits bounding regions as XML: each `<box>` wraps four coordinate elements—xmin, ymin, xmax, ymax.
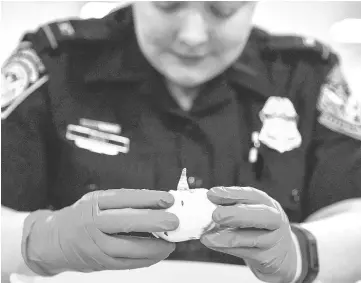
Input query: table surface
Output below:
<box><xmin>11</xmin><ymin>261</ymin><xmax>264</xmax><ymax>283</ymax></box>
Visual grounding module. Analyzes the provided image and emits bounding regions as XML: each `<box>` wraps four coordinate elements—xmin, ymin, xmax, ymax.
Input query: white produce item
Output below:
<box><xmin>153</xmin><ymin>169</ymin><xmax>217</xmax><ymax>242</ymax></box>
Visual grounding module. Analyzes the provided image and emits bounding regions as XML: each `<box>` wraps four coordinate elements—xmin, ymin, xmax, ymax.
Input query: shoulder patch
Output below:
<box><xmin>1</xmin><ymin>41</ymin><xmax>48</xmax><ymax>120</ymax></box>
<box><xmin>317</xmin><ymin>65</ymin><xmax>361</xmax><ymax>140</ymax></box>
<box><xmin>267</xmin><ymin>35</ymin><xmax>331</xmax><ymax>61</ymax></box>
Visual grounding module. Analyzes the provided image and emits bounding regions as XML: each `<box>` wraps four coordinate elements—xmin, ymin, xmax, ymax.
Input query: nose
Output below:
<box><xmin>178</xmin><ymin>11</ymin><xmax>208</xmax><ymax>48</ymax></box>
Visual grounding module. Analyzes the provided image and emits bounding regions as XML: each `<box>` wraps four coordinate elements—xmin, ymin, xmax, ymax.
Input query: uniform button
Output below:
<box><xmin>46</xmin><ymin>204</ymin><xmax>55</xmax><ymax>210</ymax></box>
<box><xmin>185</xmin><ymin>124</ymin><xmax>193</xmax><ymax>132</ymax></box>
<box><xmin>291</xmin><ymin>188</ymin><xmax>300</xmax><ymax>203</ymax></box>
<box><xmin>188</xmin><ymin>177</ymin><xmax>195</xmax><ymax>185</ymax></box>
<box><xmin>188</xmin><ymin>176</ymin><xmax>203</xmax><ymax>188</ymax></box>
<box><xmin>87</xmin><ymin>184</ymin><xmax>98</xmax><ymax>191</ymax></box>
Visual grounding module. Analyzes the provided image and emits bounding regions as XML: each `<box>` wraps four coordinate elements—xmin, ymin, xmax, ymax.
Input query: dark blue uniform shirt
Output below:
<box><xmin>2</xmin><ymin>7</ymin><xmax>361</xmax><ymax>265</ymax></box>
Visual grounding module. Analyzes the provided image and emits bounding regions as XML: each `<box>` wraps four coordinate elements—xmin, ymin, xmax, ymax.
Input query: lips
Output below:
<box><xmin>177</xmin><ymin>53</ymin><xmax>204</xmax><ymax>59</ymax></box>
<box><xmin>175</xmin><ymin>54</ymin><xmax>205</xmax><ymax>65</ymax></box>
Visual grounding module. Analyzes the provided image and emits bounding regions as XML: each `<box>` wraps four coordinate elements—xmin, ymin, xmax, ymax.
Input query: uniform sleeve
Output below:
<box><xmin>1</xmin><ymin>41</ymin><xmax>53</xmax><ymax>212</ymax></box>
<box><xmin>302</xmin><ymin>61</ymin><xmax>361</xmax><ymax>219</ymax></box>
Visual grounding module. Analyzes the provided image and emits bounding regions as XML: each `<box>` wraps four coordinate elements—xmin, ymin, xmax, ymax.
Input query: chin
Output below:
<box><xmin>167</xmin><ymin>70</ymin><xmax>215</xmax><ymax>88</ymax></box>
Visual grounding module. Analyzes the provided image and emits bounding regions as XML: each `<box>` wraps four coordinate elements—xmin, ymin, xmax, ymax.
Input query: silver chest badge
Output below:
<box><xmin>259</xmin><ymin>97</ymin><xmax>302</xmax><ymax>153</ymax></box>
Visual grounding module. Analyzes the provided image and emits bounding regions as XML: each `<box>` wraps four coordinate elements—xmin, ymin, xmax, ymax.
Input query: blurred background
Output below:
<box><xmin>1</xmin><ymin>1</ymin><xmax>361</xmax><ymax>99</ymax></box>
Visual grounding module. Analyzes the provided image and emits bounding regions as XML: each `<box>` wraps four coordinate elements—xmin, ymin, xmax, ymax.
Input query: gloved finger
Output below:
<box><xmin>95</xmin><ymin>208</ymin><xmax>180</xmax><ymax>233</ymax></box>
<box><xmin>212</xmin><ymin>204</ymin><xmax>282</xmax><ymax>230</ymax></box>
<box><xmin>207</xmin><ymin>186</ymin><xmax>275</xmax><ymax>208</ymax></box>
<box><xmin>96</xmin><ymin>233</ymin><xmax>176</xmax><ymax>259</ymax></box>
<box><xmin>95</xmin><ymin>189</ymin><xmax>175</xmax><ymax>210</ymax></box>
<box><xmin>200</xmin><ymin>227</ymin><xmax>281</xmax><ymax>249</ymax></box>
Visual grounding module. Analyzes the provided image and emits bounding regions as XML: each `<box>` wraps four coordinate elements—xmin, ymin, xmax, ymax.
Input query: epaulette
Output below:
<box><xmin>23</xmin><ymin>18</ymin><xmax>113</xmax><ymax>56</ymax></box>
<box><xmin>265</xmin><ymin>34</ymin><xmax>332</xmax><ymax>61</ymax></box>
<box><xmin>23</xmin><ymin>6</ymin><xmax>132</xmax><ymax>55</ymax></box>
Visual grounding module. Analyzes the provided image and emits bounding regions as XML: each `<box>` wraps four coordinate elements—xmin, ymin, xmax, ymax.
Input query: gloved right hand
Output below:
<box><xmin>21</xmin><ymin>189</ymin><xmax>179</xmax><ymax>276</ymax></box>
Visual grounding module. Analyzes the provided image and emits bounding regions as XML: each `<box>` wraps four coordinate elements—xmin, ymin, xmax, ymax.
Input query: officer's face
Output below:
<box><xmin>133</xmin><ymin>1</ymin><xmax>257</xmax><ymax>88</ymax></box>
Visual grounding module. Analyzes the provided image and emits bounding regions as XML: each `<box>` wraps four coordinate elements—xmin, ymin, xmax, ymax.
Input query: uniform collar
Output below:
<box><xmin>83</xmin><ymin>9</ymin><xmax>274</xmax><ymax>99</ymax></box>
<box><xmin>83</xmin><ymin>35</ymin><xmax>153</xmax><ymax>83</ymax></box>
<box><xmin>226</xmin><ymin>28</ymin><xmax>275</xmax><ymax>99</ymax></box>
<box><xmin>82</xmin><ymin>7</ymin><xmax>154</xmax><ymax>83</ymax></box>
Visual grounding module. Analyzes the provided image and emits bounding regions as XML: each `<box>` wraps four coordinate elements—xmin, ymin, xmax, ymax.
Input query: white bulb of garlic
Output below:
<box><xmin>153</xmin><ymin>169</ymin><xmax>217</xmax><ymax>242</ymax></box>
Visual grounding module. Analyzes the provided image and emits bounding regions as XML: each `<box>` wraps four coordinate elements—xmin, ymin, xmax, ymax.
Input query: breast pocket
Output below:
<box><xmin>52</xmin><ymin>135</ymin><xmax>156</xmax><ymax>208</ymax></box>
<box><xmin>257</xmin><ymin>145</ymin><xmax>306</xmax><ymax>213</ymax></box>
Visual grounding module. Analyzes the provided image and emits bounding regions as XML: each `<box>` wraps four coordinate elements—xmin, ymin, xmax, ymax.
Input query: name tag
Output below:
<box><xmin>66</xmin><ymin>124</ymin><xmax>130</xmax><ymax>155</ymax></box>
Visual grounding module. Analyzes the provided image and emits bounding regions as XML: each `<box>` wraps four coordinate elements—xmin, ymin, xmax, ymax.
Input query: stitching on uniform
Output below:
<box><xmin>1</xmin><ymin>75</ymin><xmax>49</xmax><ymax>120</ymax></box>
<box><xmin>42</xmin><ymin>25</ymin><xmax>58</xmax><ymax>50</ymax></box>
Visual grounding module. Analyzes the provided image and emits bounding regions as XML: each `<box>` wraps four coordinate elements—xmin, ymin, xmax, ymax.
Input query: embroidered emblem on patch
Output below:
<box><xmin>317</xmin><ymin>65</ymin><xmax>361</xmax><ymax>140</ymax></box>
<box><xmin>58</xmin><ymin>21</ymin><xmax>75</xmax><ymax>37</ymax></box>
<box><xmin>259</xmin><ymin>97</ymin><xmax>302</xmax><ymax>153</ymax></box>
<box><xmin>1</xmin><ymin>41</ymin><xmax>48</xmax><ymax>120</ymax></box>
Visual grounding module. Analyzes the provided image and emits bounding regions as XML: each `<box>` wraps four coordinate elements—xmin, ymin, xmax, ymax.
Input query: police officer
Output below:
<box><xmin>2</xmin><ymin>2</ymin><xmax>361</xmax><ymax>283</ymax></box>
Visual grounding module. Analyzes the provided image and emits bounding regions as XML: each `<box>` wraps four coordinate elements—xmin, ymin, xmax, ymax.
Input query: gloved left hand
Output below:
<box><xmin>200</xmin><ymin>186</ymin><xmax>298</xmax><ymax>283</ymax></box>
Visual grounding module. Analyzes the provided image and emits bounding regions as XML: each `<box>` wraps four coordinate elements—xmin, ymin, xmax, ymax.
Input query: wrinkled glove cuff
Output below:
<box><xmin>21</xmin><ymin>210</ymin><xmax>54</xmax><ymax>276</ymax></box>
<box><xmin>290</xmin><ymin>231</ymin><xmax>303</xmax><ymax>283</ymax></box>
<box><xmin>291</xmin><ymin>224</ymin><xmax>319</xmax><ymax>283</ymax></box>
